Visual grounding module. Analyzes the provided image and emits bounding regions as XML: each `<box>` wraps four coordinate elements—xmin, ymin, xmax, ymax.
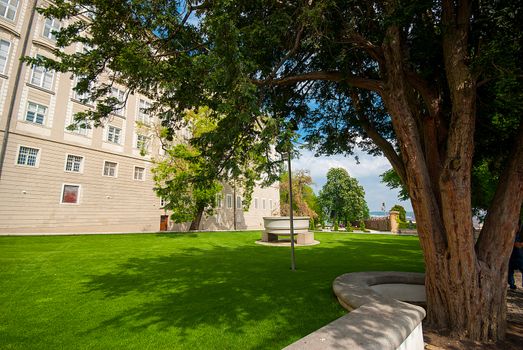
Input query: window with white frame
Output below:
<box><xmin>226</xmin><ymin>194</ymin><xmax>233</xmax><ymax>209</ymax></box>
<box><xmin>269</xmin><ymin>199</ymin><xmax>273</xmax><ymax>210</ymax></box>
<box><xmin>103</xmin><ymin>161</ymin><xmax>117</xmax><ymax>177</ymax></box>
<box><xmin>262</xmin><ymin>198</ymin><xmax>266</xmax><ymax>210</ymax></box>
<box><xmin>111</xmin><ymin>87</ymin><xmax>125</xmax><ymax>116</ymax></box>
<box><xmin>42</xmin><ymin>17</ymin><xmax>61</xmax><ymax>41</ymax></box>
<box><xmin>61</xmin><ymin>184</ymin><xmax>80</xmax><ymax>204</ymax></box>
<box><xmin>137</xmin><ymin>99</ymin><xmax>151</xmax><ymax>123</ymax></box>
<box><xmin>73</xmin><ymin>76</ymin><xmax>92</xmax><ymax>103</ymax></box>
<box><xmin>254</xmin><ymin>197</ymin><xmax>258</xmax><ymax>209</ymax></box>
<box><xmin>136</xmin><ymin>134</ymin><xmax>148</xmax><ymax>150</ymax></box>
<box><xmin>25</xmin><ymin>102</ymin><xmax>47</xmax><ymax>125</ymax></box>
<box><xmin>30</xmin><ymin>55</ymin><xmax>54</xmax><ymax>90</ymax></box>
<box><xmin>71</xmin><ymin>123</ymin><xmax>88</xmax><ymax>136</ymax></box>
<box><xmin>236</xmin><ymin>196</ymin><xmax>242</xmax><ymax>209</ymax></box>
<box><xmin>134</xmin><ymin>166</ymin><xmax>145</xmax><ymax>180</ymax></box>
<box><xmin>17</xmin><ymin>146</ymin><xmax>39</xmax><ymax>166</ymax></box>
<box><xmin>216</xmin><ymin>193</ymin><xmax>222</xmax><ymax>208</ymax></box>
<box><xmin>65</xmin><ymin>154</ymin><xmax>83</xmax><ymax>173</ymax></box>
<box><xmin>0</xmin><ymin>39</ymin><xmax>10</xmax><ymax>74</ymax></box>
<box><xmin>0</xmin><ymin>0</ymin><xmax>18</xmax><ymax>21</ymax></box>
<box><xmin>106</xmin><ymin>125</ymin><xmax>121</xmax><ymax>144</ymax></box>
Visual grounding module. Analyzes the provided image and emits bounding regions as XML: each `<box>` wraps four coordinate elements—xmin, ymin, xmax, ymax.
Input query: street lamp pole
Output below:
<box><xmin>287</xmin><ymin>151</ymin><xmax>296</xmax><ymax>271</ymax></box>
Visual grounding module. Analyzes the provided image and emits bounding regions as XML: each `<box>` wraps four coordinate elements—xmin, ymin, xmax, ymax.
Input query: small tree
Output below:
<box><xmin>152</xmin><ymin>144</ymin><xmax>221</xmax><ymax>230</ymax></box>
<box><xmin>280</xmin><ymin>170</ymin><xmax>318</xmax><ymax>221</ymax></box>
<box><xmin>152</xmin><ymin>107</ymin><xmax>265</xmax><ymax>230</ymax></box>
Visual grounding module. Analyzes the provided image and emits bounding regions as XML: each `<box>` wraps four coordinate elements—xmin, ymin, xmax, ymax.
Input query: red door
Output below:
<box><xmin>160</xmin><ymin>215</ymin><xmax>169</xmax><ymax>231</ymax></box>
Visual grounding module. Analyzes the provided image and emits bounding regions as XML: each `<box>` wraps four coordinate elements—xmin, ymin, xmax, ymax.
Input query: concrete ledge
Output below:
<box><xmin>333</xmin><ymin>271</ymin><xmax>426</xmax><ymax>310</ymax></box>
<box><xmin>284</xmin><ymin>272</ymin><xmax>426</xmax><ymax>350</ymax></box>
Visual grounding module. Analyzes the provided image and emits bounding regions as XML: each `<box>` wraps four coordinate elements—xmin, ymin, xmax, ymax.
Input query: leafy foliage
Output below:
<box><xmin>390</xmin><ymin>204</ymin><xmax>407</xmax><ymax>223</ymax></box>
<box><xmin>318</xmin><ymin>168</ymin><xmax>369</xmax><ymax>227</ymax></box>
<box><xmin>380</xmin><ymin>169</ymin><xmax>409</xmax><ymax>202</ymax></box>
<box><xmin>152</xmin><ymin>143</ymin><xmax>222</xmax><ymax>226</ymax></box>
<box><xmin>31</xmin><ymin>1</ymin><xmax>523</xmax><ymax>338</ymax></box>
<box><xmin>279</xmin><ymin>170</ymin><xmax>318</xmax><ymax>220</ymax></box>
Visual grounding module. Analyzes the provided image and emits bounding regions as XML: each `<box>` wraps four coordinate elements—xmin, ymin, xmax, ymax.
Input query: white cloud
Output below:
<box><xmin>291</xmin><ymin>148</ymin><xmax>413</xmax><ymax>212</ymax></box>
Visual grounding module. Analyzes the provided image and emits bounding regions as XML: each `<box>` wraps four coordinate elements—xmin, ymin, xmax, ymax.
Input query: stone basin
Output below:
<box><xmin>262</xmin><ymin>216</ymin><xmax>310</xmax><ymax>234</ymax></box>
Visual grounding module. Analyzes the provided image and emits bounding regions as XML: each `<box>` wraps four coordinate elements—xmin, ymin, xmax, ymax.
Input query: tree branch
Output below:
<box><xmin>265</xmin><ymin>24</ymin><xmax>304</xmax><ymax>83</ymax></box>
<box><xmin>350</xmin><ymin>91</ymin><xmax>407</xmax><ymax>184</ymax></box>
<box><xmin>476</xmin><ymin>122</ymin><xmax>523</xmax><ymax>266</ymax></box>
<box><xmin>253</xmin><ymin>71</ymin><xmax>383</xmax><ymax>92</ymax></box>
<box><xmin>340</xmin><ymin>32</ymin><xmax>384</xmax><ymax>64</ymax></box>
<box><xmin>404</xmin><ymin>70</ymin><xmax>441</xmax><ymax>119</ymax></box>
<box><xmin>360</xmin><ymin>117</ymin><xmax>407</xmax><ymax>183</ymax></box>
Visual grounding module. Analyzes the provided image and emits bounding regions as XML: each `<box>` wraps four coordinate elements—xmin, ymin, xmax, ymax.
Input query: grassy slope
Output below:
<box><xmin>0</xmin><ymin>231</ymin><xmax>424</xmax><ymax>349</ymax></box>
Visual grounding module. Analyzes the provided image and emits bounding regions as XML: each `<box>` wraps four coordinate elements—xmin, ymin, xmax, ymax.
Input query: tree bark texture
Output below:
<box><xmin>189</xmin><ymin>207</ymin><xmax>204</xmax><ymax>231</ymax></box>
<box><xmin>265</xmin><ymin>0</ymin><xmax>523</xmax><ymax>341</ymax></box>
<box><xmin>374</xmin><ymin>4</ymin><xmax>523</xmax><ymax>339</ymax></box>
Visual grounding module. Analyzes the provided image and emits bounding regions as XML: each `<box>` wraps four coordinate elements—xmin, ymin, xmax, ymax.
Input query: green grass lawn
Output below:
<box><xmin>0</xmin><ymin>231</ymin><xmax>424</xmax><ymax>350</ymax></box>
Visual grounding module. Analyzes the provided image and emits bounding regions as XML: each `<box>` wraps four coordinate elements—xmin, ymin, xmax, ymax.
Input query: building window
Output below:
<box><xmin>136</xmin><ymin>134</ymin><xmax>148</xmax><ymax>149</ymax></box>
<box><xmin>16</xmin><ymin>146</ymin><xmax>39</xmax><ymax>166</ymax></box>
<box><xmin>236</xmin><ymin>196</ymin><xmax>242</xmax><ymax>209</ymax></box>
<box><xmin>262</xmin><ymin>198</ymin><xmax>266</xmax><ymax>210</ymax></box>
<box><xmin>73</xmin><ymin>76</ymin><xmax>92</xmax><ymax>103</ymax></box>
<box><xmin>0</xmin><ymin>39</ymin><xmax>10</xmax><ymax>74</ymax></box>
<box><xmin>103</xmin><ymin>161</ymin><xmax>117</xmax><ymax>177</ymax></box>
<box><xmin>42</xmin><ymin>17</ymin><xmax>61</xmax><ymax>41</ymax></box>
<box><xmin>25</xmin><ymin>102</ymin><xmax>47</xmax><ymax>125</ymax></box>
<box><xmin>61</xmin><ymin>184</ymin><xmax>80</xmax><ymax>204</ymax></box>
<box><xmin>137</xmin><ymin>99</ymin><xmax>151</xmax><ymax>123</ymax></box>
<box><xmin>30</xmin><ymin>55</ymin><xmax>54</xmax><ymax>90</ymax></box>
<box><xmin>0</xmin><ymin>0</ymin><xmax>18</xmax><ymax>21</ymax></box>
<box><xmin>226</xmin><ymin>194</ymin><xmax>233</xmax><ymax>209</ymax></box>
<box><xmin>71</xmin><ymin>123</ymin><xmax>88</xmax><ymax>136</ymax></box>
<box><xmin>254</xmin><ymin>197</ymin><xmax>258</xmax><ymax>209</ymax></box>
<box><xmin>269</xmin><ymin>199</ymin><xmax>273</xmax><ymax>210</ymax></box>
<box><xmin>106</xmin><ymin>125</ymin><xmax>121</xmax><ymax>144</ymax></box>
<box><xmin>216</xmin><ymin>193</ymin><xmax>222</xmax><ymax>208</ymax></box>
<box><xmin>134</xmin><ymin>166</ymin><xmax>145</xmax><ymax>180</ymax></box>
<box><xmin>65</xmin><ymin>154</ymin><xmax>83</xmax><ymax>173</ymax></box>
<box><xmin>111</xmin><ymin>87</ymin><xmax>125</xmax><ymax>116</ymax></box>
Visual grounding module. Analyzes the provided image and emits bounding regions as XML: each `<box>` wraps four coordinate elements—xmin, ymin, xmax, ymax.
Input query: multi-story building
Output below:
<box><xmin>0</xmin><ymin>0</ymin><xmax>279</xmax><ymax>234</ymax></box>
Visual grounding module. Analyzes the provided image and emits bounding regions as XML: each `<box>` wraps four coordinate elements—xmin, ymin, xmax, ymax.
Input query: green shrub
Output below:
<box><xmin>358</xmin><ymin>220</ymin><xmax>366</xmax><ymax>231</ymax></box>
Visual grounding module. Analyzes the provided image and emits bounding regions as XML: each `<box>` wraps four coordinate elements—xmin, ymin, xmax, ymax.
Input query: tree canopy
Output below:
<box><xmin>152</xmin><ymin>143</ymin><xmax>222</xmax><ymax>230</ymax></box>
<box><xmin>36</xmin><ymin>0</ymin><xmax>523</xmax><ymax>341</ymax></box>
<box><xmin>151</xmin><ymin>107</ymin><xmax>223</xmax><ymax>230</ymax></box>
<box><xmin>319</xmin><ymin>168</ymin><xmax>369</xmax><ymax>227</ymax></box>
<box><xmin>279</xmin><ymin>170</ymin><xmax>318</xmax><ymax>220</ymax></box>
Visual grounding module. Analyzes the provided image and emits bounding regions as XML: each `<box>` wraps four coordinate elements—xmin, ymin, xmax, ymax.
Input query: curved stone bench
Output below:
<box><xmin>284</xmin><ymin>272</ymin><xmax>426</xmax><ymax>350</ymax></box>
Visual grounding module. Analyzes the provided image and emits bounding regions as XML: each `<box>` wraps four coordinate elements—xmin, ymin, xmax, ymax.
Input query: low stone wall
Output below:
<box><xmin>284</xmin><ymin>271</ymin><xmax>426</xmax><ymax>350</ymax></box>
<box><xmin>364</xmin><ymin>217</ymin><xmax>390</xmax><ymax>231</ymax></box>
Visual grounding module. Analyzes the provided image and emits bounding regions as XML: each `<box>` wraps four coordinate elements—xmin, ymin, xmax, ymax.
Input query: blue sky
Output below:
<box><xmin>291</xmin><ymin>148</ymin><xmax>413</xmax><ymax>212</ymax></box>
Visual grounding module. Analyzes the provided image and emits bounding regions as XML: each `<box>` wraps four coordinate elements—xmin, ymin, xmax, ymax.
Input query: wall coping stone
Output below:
<box><xmin>284</xmin><ymin>271</ymin><xmax>426</xmax><ymax>350</ymax></box>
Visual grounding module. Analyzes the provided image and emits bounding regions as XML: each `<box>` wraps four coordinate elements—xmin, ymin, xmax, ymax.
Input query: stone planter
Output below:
<box><xmin>262</xmin><ymin>216</ymin><xmax>314</xmax><ymax>244</ymax></box>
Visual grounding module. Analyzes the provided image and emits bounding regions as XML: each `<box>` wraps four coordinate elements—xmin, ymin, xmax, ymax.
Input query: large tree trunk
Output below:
<box><xmin>378</xmin><ymin>5</ymin><xmax>523</xmax><ymax>339</ymax></box>
<box><xmin>189</xmin><ymin>207</ymin><xmax>204</xmax><ymax>231</ymax></box>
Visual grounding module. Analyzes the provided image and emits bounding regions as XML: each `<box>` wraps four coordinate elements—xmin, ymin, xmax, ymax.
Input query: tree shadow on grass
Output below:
<box><xmin>79</xmin><ymin>234</ymin><xmax>424</xmax><ymax>348</ymax></box>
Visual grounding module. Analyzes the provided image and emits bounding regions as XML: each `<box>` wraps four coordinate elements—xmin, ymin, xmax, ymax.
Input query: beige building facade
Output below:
<box><xmin>0</xmin><ymin>0</ymin><xmax>279</xmax><ymax>234</ymax></box>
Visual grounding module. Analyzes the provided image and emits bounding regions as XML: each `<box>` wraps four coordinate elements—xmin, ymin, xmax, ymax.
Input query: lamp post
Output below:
<box><xmin>283</xmin><ymin>151</ymin><xmax>296</xmax><ymax>271</ymax></box>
